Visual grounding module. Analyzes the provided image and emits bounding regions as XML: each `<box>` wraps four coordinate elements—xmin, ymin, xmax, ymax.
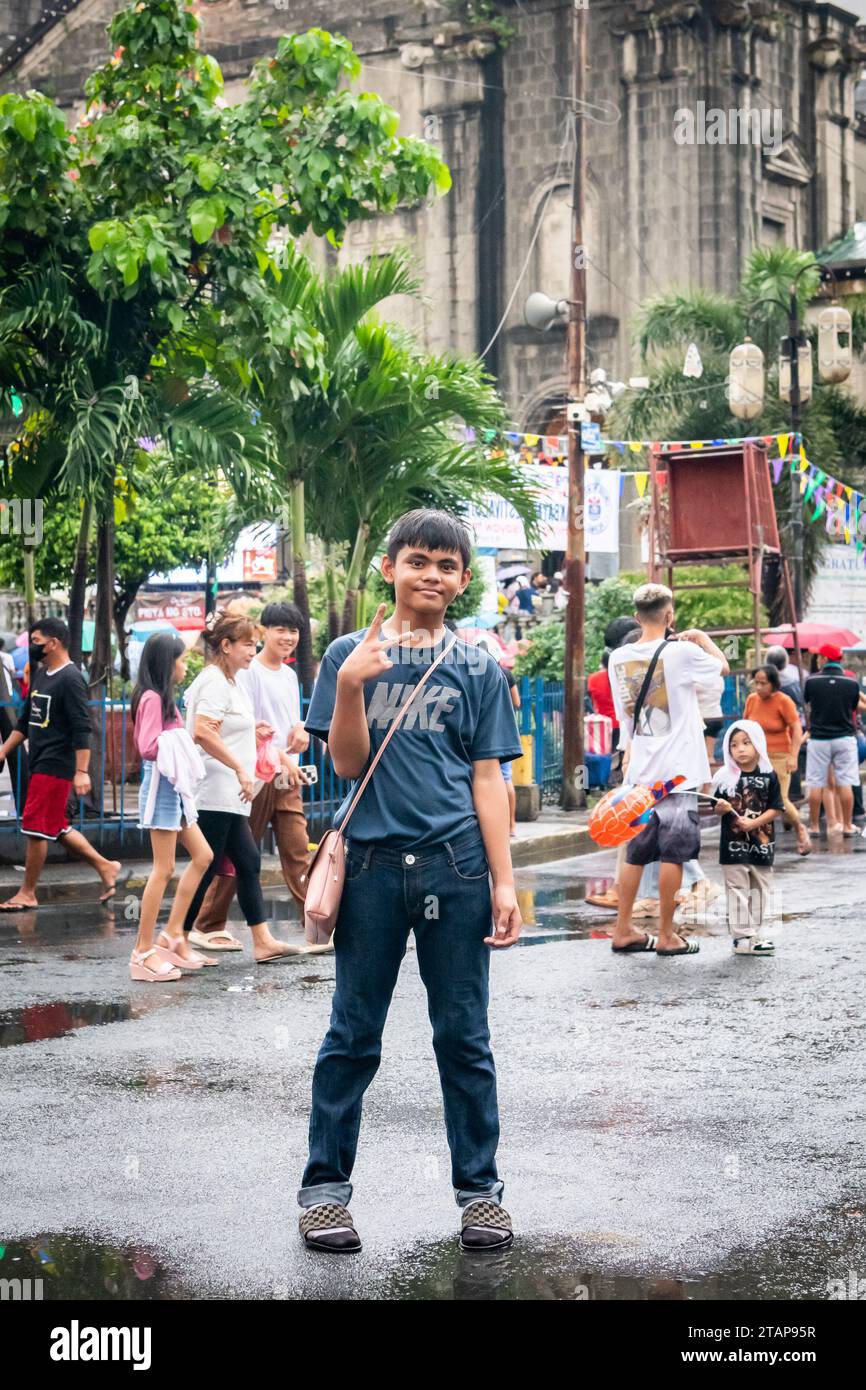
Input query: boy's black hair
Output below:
<box><xmin>31</xmin><ymin>616</ymin><xmax>69</xmax><ymax>648</ymax></box>
<box><xmin>604</xmin><ymin>616</ymin><xmax>640</xmax><ymax>649</ymax></box>
<box><xmin>386</xmin><ymin>508</ymin><xmax>472</xmax><ymax>570</ymax></box>
<box><xmin>260</xmin><ymin>601</ymin><xmax>303</xmax><ymax>630</ymax></box>
<box><xmin>131</xmin><ymin>630</ymin><xmax>186</xmax><ymax>724</ymax></box>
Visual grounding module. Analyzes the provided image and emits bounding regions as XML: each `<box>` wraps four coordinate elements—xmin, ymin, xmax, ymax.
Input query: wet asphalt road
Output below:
<box><xmin>1</xmin><ymin>828</ymin><xmax>865</xmax><ymax>1301</ymax></box>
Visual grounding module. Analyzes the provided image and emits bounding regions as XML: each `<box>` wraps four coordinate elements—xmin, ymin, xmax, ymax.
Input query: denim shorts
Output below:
<box><xmin>138</xmin><ymin>761</ymin><xmax>183</xmax><ymax>832</ymax></box>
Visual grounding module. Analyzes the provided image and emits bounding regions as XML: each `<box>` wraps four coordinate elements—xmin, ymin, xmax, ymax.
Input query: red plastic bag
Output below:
<box><xmin>254</xmin><ymin>737</ymin><xmax>281</xmax><ymax>783</ymax></box>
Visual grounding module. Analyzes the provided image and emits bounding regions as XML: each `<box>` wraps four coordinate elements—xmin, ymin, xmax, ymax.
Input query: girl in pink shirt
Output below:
<box><xmin>129</xmin><ymin>632</ymin><xmax>214</xmax><ymax>983</ymax></box>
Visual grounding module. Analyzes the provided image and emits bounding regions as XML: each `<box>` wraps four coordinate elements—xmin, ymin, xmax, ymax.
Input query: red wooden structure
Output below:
<box><xmin>647</xmin><ymin>441</ymin><xmax>799</xmax><ymax>666</ymax></box>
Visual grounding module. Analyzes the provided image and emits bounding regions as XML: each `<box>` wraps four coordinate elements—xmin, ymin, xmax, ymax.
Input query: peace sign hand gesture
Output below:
<box><xmin>337</xmin><ymin>605</ymin><xmax>407</xmax><ymax>691</ymax></box>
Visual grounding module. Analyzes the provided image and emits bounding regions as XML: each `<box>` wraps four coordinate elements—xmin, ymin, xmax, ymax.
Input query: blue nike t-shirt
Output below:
<box><xmin>305</xmin><ymin>630</ymin><xmax>523</xmax><ymax>847</ymax></box>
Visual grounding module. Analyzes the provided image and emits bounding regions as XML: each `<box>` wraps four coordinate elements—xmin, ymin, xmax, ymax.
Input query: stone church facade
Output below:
<box><xmin>2</xmin><ymin>0</ymin><xmax>865</xmax><ymax>434</ymax></box>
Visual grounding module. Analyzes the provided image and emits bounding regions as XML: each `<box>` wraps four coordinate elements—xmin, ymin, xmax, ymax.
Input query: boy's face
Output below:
<box><xmin>263</xmin><ymin>623</ymin><xmax>299</xmax><ymax>660</ymax></box>
<box><xmin>381</xmin><ymin>546</ymin><xmax>470</xmax><ymax>614</ymax></box>
<box><xmin>730</xmin><ymin>731</ymin><xmax>758</xmax><ymax>767</ymax></box>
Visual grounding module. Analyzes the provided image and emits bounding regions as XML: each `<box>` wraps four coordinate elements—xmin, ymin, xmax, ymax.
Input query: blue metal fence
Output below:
<box><xmin>517</xmin><ymin>671</ymin><xmax>752</xmax><ymax>801</ymax></box>
<box><xmin>0</xmin><ymin>672</ymin><xmax>756</xmax><ymax>844</ymax></box>
<box><xmin>0</xmin><ymin>693</ymin><xmax>349</xmax><ymax>851</ymax></box>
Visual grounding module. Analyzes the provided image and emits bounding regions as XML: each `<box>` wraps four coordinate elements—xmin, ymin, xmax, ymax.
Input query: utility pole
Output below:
<box><xmin>787</xmin><ymin>288</ymin><xmax>804</xmax><ymax>621</ymax></box>
<box><xmin>561</xmin><ymin>0</ymin><xmax>587</xmax><ymax>811</ymax></box>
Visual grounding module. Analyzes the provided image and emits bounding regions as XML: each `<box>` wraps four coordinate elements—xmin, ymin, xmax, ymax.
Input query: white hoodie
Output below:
<box><xmin>711</xmin><ymin>719</ymin><xmax>773</xmax><ymax>798</ymax></box>
<box><xmin>142</xmin><ymin>727</ymin><xmax>205</xmax><ymax>827</ymax></box>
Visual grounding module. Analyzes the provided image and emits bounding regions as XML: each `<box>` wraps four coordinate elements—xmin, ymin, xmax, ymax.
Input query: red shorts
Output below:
<box><xmin>21</xmin><ymin>772</ymin><xmax>74</xmax><ymax>840</ymax></box>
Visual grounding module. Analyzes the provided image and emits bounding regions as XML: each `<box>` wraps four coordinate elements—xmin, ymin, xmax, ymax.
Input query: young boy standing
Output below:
<box><xmin>298</xmin><ymin>510</ymin><xmax>522</xmax><ymax>1254</ymax></box>
<box><xmin>712</xmin><ymin>720</ymin><xmax>782</xmax><ymax>956</ymax></box>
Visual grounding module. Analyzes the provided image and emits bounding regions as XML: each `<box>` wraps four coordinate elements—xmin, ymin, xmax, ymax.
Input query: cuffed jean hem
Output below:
<box><xmin>455</xmin><ymin>1180</ymin><xmax>504</xmax><ymax>1208</ymax></box>
<box><xmin>298</xmin><ymin>1181</ymin><xmax>352</xmax><ymax>1210</ymax></box>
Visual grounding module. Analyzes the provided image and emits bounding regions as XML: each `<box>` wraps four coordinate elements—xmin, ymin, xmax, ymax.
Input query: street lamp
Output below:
<box><xmin>817</xmin><ymin>305</ymin><xmax>853</xmax><ymax>382</ymax></box>
<box><xmin>728</xmin><ymin>338</ymin><xmax>765</xmax><ymax>419</ymax></box>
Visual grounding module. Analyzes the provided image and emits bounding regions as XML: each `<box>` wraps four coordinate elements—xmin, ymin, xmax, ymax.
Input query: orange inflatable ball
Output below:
<box><xmin>588</xmin><ymin>776</ymin><xmax>686</xmax><ymax>847</ymax></box>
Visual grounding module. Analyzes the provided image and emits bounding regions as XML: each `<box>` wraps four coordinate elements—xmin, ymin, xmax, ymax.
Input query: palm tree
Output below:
<box><xmin>608</xmin><ymin>246</ymin><xmax>866</xmax><ymax>615</ymax></box>
<box><xmin>305</xmin><ymin>329</ymin><xmax>538</xmax><ymax>632</ymax></box>
<box><xmin>218</xmin><ymin>246</ymin><xmax>539</xmax><ymax>682</ymax></box>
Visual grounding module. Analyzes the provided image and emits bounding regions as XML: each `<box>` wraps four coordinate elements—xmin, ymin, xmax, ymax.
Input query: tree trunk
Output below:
<box><xmin>22</xmin><ymin>548</ymin><xmax>36</xmax><ymax>631</ymax></box>
<box><xmin>204</xmin><ymin>552</ymin><xmax>217</xmax><ymax>618</ymax></box>
<box><xmin>89</xmin><ymin>504</ymin><xmax>116</xmax><ymax>693</ymax></box>
<box><xmin>340</xmin><ymin>521</ymin><xmax>371</xmax><ymax>635</ymax></box>
<box><xmin>323</xmin><ymin>543</ymin><xmax>341</xmax><ymax>642</ymax></box>
<box><xmin>67</xmin><ymin>498</ymin><xmax>92</xmax><ymax>666</ymax></box>
<box><xmin>113</xmin><ymin>585</ymin><xmax>138</xmax><ymax>685</ymax></box>
<box><xmin>356</xmin><ymin>576</ymin><xmax>369</xmax><ymax>632</ymax></box>
<box><xmin>290</xmin><ymin>478</ymin><xmax>315</xmax><ymax>693</ymax></box>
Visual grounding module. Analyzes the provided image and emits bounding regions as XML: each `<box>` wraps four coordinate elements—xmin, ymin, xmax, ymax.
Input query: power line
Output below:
<box><xmin>360</xmin><ymin>60</ymin><xmax>621</xmax><ymax>127</ymax></box>
<box><xmin>478</xmin><ymin>116</ymin><xmax>574</xmax><ymax>360</ymax></box>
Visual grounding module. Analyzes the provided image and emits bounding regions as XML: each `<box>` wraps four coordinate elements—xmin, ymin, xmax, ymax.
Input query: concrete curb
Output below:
<box><xmin>510</xmin><ymin>827</ymin><xmax>592</xmax><ymax>867</ymax></box>
<box><xmin>0</xmin><ymin>834</ymin><xmax>597</xmax><ymax>903</ymax></box>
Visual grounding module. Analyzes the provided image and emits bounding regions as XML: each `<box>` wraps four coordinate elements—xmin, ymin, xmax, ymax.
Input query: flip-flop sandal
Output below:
<box><xmin>98</xmin><ymin>884</ymin><xmax>118</xmax><ymax>903</ymax></box>
<box><xmin>188</xmin><ymin>929</ymin><xmax>243</xmax><ymax>951</ymax></box>
<box><xmin>611</xmin><ymin>932</ymin><xmax>657</xmax><ymax>953</ymax></box>
<box><xmin>656</xmin><ymin>939</ymin><xmax>700</xmax><ymax>956</ymax></box>
<box><xmin>255</xmin><ymin>943</ymin><xmax>309</xmax><ymax>963</ymax></box>
<box><xmin>0</xmin><ymin>901</ymin><xmax>38</xmax><ymax>913</ymax></box>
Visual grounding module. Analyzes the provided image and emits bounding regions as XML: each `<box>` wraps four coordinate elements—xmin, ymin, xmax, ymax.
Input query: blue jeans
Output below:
<box><xmin>298</xmin><ymin>826</ymin><xmax>504</xmax><ymax>1211</ymax></box>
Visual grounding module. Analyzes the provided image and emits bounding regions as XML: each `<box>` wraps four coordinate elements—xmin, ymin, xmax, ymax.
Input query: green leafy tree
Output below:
<box><xmin>0</xmin><ymin>2</ymin><xmax>449</xmax><ymax>681</ymax></box>
<box><xmin>217</xmin><ymin>245</ymin><xmax>539</xmax><ymax>682</ymax></box>
<box><xmin>620</xmin><ymin>566</ymin><xmax>766</xmax><ymax>635</ymax></box>
<box><xmin>0</xmin><ymin>465</ymin><xmax>236</xmax><ymax>677</ymax></box>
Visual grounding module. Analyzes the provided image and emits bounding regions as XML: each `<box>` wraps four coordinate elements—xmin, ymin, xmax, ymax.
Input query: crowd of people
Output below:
<box><xmin>586</xmin><ymin>591</ymin><xmax>866</xmax><ymax>955</ymax></box>
<box><xmin>1</xmin><ymin>514</ymin><xmax>864</xmax><ymax>1255</ymax></box>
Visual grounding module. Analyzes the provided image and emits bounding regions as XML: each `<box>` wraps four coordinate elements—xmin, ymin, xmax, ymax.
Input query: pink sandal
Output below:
<box><xmin>130</xmin><ymin>948</ymin><xmax>182</xmax><ymax>982</ymax></box>
<box><xmin>156</xmin><ymin>932</ymin><xmax>219</xmax><ymax>969</ymax></box>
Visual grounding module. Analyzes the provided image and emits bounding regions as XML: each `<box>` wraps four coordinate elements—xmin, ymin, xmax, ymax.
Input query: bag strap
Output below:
<box><xmin>631</xmin><ymin>638</ymin><xmax>671</xmax><ymax>734</ymax></box>
<box><xmin>338</xmin><ymin>633</ymin><xmax>458</xmax><ymax>833</ymax></box>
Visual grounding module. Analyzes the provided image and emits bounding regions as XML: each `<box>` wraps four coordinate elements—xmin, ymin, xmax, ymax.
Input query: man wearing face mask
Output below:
<box><xmin>0</xmin><ymin>618</ymin><xmax>121</xmax><ymax>911</ymax></box>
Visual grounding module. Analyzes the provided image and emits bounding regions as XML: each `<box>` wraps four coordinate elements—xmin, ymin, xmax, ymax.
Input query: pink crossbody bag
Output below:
<box><xmin>303</xmin><ymin>635</ymin><xmax>458</xmax><ymax>945</ymax></box>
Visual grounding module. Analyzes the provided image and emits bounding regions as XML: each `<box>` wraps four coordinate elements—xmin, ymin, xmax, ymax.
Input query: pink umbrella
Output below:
<box><xmin>763</xmin><ymin>622</ymin><xmax>861</xmax><ymax>652</ymax></box>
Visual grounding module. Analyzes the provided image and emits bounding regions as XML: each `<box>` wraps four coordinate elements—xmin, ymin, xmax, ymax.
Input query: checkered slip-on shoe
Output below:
<box><xmin>299</xmin><ymin>1203</ymin><xmax>362</xmax><ymax>1253</ymax></box>
<box><xmin>459</xmin><ymin>1200</ymin><xmax>514</xmax><ymax>1252</ymax></box>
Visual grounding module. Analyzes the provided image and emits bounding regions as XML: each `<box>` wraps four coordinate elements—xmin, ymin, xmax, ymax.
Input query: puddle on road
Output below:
<box><xmin>5</xmin><ymin>1203</ymin><xmax>861</xmax><ymax>1299</ymax></box>
<box><xmin>0</xmin><ymin>1235</ymin><xmax>182</xmax><ymax>1301</ymax></box>
<box><xmin>0</xmin><ymin>990</ymin><xmax>189</xmax><ymax>1048</ymax></box>
<box><xmin>0</xmin><ymin>999</ymin><xmax>133</xmax><ymax>1048</ymax></box>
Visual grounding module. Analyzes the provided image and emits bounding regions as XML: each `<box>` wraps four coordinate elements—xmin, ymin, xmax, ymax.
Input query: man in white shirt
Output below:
<box><xmin>192</xmin><ymin>603</ymin><xmax>312</xmax><ymax>941</ymax></box>
<box><xmin>607</xmin><ymin>583</ymin><xmax>729</xmax><ymax>957</ymax></box>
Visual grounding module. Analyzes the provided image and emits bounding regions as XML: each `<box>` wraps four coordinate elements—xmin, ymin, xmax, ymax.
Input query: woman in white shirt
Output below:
<box><xmin>181</xmin><ymin>614</ymin><xmax>296</xmax><ymax>962</ymax></box>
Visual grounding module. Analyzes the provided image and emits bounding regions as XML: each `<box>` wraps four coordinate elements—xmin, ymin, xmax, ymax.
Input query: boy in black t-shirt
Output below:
<box><xmin>711</xmin><ymin>720</ymin><xmax>783</xmax><ymax>956</ymax></box>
